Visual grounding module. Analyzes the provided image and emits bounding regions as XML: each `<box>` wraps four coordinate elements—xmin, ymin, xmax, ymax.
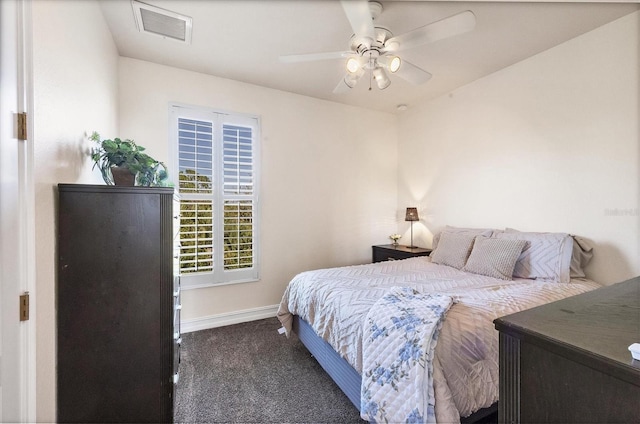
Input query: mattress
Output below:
<box><xmin>277</xmin><ymin>257</ymin><xmax>600</xmax><ymax>423</ymax></box>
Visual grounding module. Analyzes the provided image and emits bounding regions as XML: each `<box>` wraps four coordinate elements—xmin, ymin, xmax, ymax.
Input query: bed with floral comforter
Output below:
<box><xmin>278</xmin><ymin>232</ymin><xmax>599</xmax><ymax>423</ymax></box>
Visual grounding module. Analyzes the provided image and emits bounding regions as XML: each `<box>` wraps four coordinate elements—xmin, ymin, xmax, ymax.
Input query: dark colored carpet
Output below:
<box><xmin>175</xmin><ymin>317</ymin><xmax>365</xmax><ymax>423</ymax></box>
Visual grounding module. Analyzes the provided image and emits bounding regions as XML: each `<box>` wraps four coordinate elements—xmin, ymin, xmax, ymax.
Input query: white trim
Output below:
<box><xmin>0</xmin><ymin>0</ymin><xmax>35</xmax><ymax>420</ymax></box>
<box><xmin>180</xmin><ymin>304</ymin><xmax>279</xmax><ymax>333</ymax></box>
<box><xmin>180</xmin><ymin>277</ymin><xmax>260</xmax><ymax>291</ymax></box>
<box><xmin>20</xmin><ymin>0</ymin><xmax>36</xmax><ymax>421</ymax></box>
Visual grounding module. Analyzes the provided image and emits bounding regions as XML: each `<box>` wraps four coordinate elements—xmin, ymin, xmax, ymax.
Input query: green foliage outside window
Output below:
<box><xmin>179</xmin><ymin>170</ymin><xmax>253</xmax><ymax>274</ymax></box>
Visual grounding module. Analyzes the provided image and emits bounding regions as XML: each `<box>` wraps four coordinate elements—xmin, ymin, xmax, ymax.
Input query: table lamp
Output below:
<box><xmin>405</xmin><ymin>207</ymin><xmax>419</xmax><ymax>248</ymax></box>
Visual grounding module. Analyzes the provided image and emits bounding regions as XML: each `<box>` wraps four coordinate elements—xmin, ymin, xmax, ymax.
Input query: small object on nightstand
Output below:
<box><xmin>629</xmin><ymin>343</ymin><xmax>640</xmax><ymax>360</ymax></box>
<box><xmin>389</xmin><ymin>234</ymin><xmax>402</xmax><ymax>246</ymax></box>
<box><xmin>372</xmin><ymin>244</ymin><xmax>431</xmax><ymax>263</ymax></box>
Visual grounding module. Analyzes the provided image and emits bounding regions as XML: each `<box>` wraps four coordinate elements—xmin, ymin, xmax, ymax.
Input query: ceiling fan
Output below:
<box><xmin>279</xmin><ymin>1</ymin><xmax>476</xmax><ymax>93</ymax></box>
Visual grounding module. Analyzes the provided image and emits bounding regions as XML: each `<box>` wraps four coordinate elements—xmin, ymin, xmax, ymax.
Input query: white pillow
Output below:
<box><xmin>497</xmin><ymin>229</ymin><xmax>574</xmax><ymax>283</ymax></box>
<box><xmin>430</xmin><ymin>232</ymin><xmax>476</xmax><ymax>270</ymax></box>
<box><xmin>462</xmin><ymin>236</ymin><xmax>527</xmax><ymax>280</ymax></box>
<box><xmin>432</xmin><ymin>226</ymin><xmax>494</xmax><ymax>250</ymax></box>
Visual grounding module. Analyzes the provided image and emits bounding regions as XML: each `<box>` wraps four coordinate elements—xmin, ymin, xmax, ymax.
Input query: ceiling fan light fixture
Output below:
<box><xmin>344</xmin><ymin>67</ymin><xmax>365</xmax><ymax>88</ymax></box>
<box><xmin>373</xmin><ymin>67</ymin><xmax>391</xmax><ymax>90</ymax></box>
<box><xmin>388</xmin><ymin>56</ymin><xmax>401</xmax><ymax>73</ymax></box>
<box><xmin>384</xmin><ymin>40</ymin><xmax>400</xmax><ymax>52</ymax></box>
<box><xmin>346</xmin><ymin>57</ymin><xmax>361</xmax><ymax>73</ymax></box>
<box><xmin>344</xmin><ymin>74</ymin><xmax>357</xmax><ymax>89</ymax></box>
<box><xmin>378</xmin><ymin>55</ymin><xmax>401</xmax><ymax>73</ymax></box>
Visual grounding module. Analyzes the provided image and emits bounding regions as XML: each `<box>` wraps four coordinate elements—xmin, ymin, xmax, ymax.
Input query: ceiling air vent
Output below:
<box><xmin>131</xmin><ymin>0</ymin><xmax>192</xmax><ymax>44</ymax></box>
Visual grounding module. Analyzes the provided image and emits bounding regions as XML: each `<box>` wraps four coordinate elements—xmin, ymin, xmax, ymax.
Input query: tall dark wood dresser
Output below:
<box><xmin>494</xmin><ymin>276</ymin><xmax>640</xmax><ymax>423</ymax></box>
<box><xmin>57</xmin><ymin>184</ymin><xmax>179</xmax><ymax>423</ymax></box>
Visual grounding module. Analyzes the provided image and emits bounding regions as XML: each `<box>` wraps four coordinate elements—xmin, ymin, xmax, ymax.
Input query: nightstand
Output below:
<box><xmin>372</xmin><ymin>244</ymin><xmax>432</xmax><ymax>263</ymax></box>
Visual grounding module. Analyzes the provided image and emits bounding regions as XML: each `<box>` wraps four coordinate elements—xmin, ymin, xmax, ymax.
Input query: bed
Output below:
<box><xmin>277</xmin><ymin>227</ymin><xmax>600</xmax><ymax>423</ymax></box>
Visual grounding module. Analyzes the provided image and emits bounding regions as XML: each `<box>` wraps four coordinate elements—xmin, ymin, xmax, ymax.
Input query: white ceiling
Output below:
<box><xmin>99</xmin><ymin>1</ymin><xmax>639</xmax><ymax>114</ymax></box>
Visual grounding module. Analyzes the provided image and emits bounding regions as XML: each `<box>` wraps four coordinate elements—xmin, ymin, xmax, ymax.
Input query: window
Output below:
<box><xmin>170</xmin><ymin>104</ymin><xmax>259</xmax><ymax>288</ymax></box>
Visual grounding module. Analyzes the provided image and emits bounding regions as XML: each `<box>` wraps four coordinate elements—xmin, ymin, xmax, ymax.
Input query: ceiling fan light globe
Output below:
<box><xmin>373</xmin><ymin>67</ymin><xmax>391</xmax><ymax>90</ymax></box>
<box><xmin>377</xmin><ymin>78</ymin><xmax>391</xmax><ymax>90</ymax></box>
<box><xmin>346</xmin><ymin>57</ymin><xmax>361</xmax><ymax>73</ymax></box>
<box><xmin>377</xmin><ymin>55</ymin><xmax>401</xmax><ymax>73</ymax></box>
<box><xmin>389</xmin><ymin>56</ymin><xmax>401</xmax><ymax>73</ymax></box>
<box><xmin>344</xmin><ymin>66</ymin><xmax>364</xmax><ymax>88</ymax></box>
<box><xmin>344</xmin><ymin>75</ymin><xmax>357</xmax><ymax>88</ymax></box>
<box><xmin>384</xmin><ymin>40</ymin><xmax>400</xmax><ymax>52</ymax></box>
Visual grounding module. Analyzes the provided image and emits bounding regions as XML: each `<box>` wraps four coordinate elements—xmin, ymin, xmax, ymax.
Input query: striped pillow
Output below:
<box><xmin>462</xmin><ymin>236</ymin><xmax>527</xmax><ymax>280</ymax></box>
<box><xmin>430</xmin><ymin>232</ymin><xmax>476</xmax><ymax>270</ymax></box>
<box><xmin>497</xmin><ymin>230</ymin><xmax>574</xmax><ymax>283</ymax></box>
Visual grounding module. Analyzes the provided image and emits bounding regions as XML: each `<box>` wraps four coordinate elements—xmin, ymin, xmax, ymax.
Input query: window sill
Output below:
<box><xmin>180</xmin><ymin>277</ymin><xmax>260</xmax><ymax>290</ymax></box>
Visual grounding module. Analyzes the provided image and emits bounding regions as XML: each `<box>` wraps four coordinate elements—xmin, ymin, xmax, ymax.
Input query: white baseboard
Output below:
<box><xmin>180</xmin><ymin>304</ymin><xmax>280</xmax><ymax>333</ymax></box>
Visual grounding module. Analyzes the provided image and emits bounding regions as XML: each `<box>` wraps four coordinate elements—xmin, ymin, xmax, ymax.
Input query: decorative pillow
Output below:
<box><xmin>432</xmin><ymin>226</ymin><xmax>494</xmax><ymax>250</ymax></box>
<box><xmin>498</xmin><ymin>229</ymin><xmax>574</xmax><ymax>283</ymax></box>
<box><xmin>430</xmin><ymin>232</ymin><xmax>476</xmax><ymax>270</ymax></box>
<box><xmin>569</xmin><ymin>235</ymin><xmax>594</xmax><ymax>278</ymax></box>
<box><xmin>462</xmin><ymin>236</ymin><xmax>527</xmax><ymax>280</ymax></box>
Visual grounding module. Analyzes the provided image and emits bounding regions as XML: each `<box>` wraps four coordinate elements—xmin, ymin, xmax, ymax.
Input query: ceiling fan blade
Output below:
<box><xmin>279</xmin><ymin>51</ymin><xmax>353</xmax><ymax>63</ymax></box>
<box><xmin>340</xmin><ymin>0</ymin><xmax>375</xmax><ymax>47</ymax></box>
<box><xmin>394</xmin><ymin>60</ymin><xmax>432</xmax><ymax>85</ymax></box>
<box><xmin>384</xmin><ymin>10</ymin><xmax>476</xmax><ymax>52</ymax></box>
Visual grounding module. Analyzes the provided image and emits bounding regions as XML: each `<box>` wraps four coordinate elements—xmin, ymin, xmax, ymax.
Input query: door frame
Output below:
<box><xmin>0</xmin><ymin>0</ymin><xmax>36</xmax><ymax>421</ymax></box>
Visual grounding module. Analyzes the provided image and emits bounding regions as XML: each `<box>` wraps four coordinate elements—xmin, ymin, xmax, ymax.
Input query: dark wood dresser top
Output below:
<box><xmin>495</xmin><ymin>276</ymin><xmax>640</xmax><ymax>385</ymax></box>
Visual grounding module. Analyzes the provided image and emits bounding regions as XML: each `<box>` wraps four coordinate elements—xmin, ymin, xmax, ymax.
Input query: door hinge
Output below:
<box><xmin>16</xmin><ymin>112</ymin><xmax>27</xmax><ymax>140</ymax></box>
<box><xmin>20</xmin><ymin>292</ymin><xmax>29</xmax><ymax>321</ymax></box>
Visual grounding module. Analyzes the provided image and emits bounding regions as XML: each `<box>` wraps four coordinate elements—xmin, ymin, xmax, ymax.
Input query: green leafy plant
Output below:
<box><xmin>90</xmin><ymin>131</ymin><xmax>169</xmax><ymax>187</ymax></box>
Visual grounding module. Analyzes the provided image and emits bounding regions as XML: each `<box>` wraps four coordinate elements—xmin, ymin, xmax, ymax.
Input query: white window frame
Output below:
<box><xmin>169</xmin><ymin>103</ymin><xmax>260</xmax><ymax>289</ymax></box>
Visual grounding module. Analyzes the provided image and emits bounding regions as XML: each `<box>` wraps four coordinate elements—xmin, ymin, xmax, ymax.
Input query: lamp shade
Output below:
<box><xmin>405</xmin><ymin>207</ymin><xmax>419</xmax><ymax>222</ymax></box>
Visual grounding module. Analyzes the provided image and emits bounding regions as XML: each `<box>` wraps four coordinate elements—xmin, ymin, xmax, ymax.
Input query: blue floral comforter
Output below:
<box><xmin>360</xmin><ymin>287</ymin><xmax>454</xmax><ymax>424</ymax></box>
<box><xmin>277</xmin><ymin>258</ymin><xmax>601</xmax><ymax>422</ymax></box>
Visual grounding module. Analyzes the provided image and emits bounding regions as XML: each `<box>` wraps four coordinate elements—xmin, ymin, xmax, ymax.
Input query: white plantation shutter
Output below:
<box><xmin>223</xmin><ymin>124</ymin><xmax>253</xmax><ymax>196</ymax></box>
<box><xmin>178</xmin><ymin>118</ymin><xmax>213</xmax><ymax>194</ymax></box>
<box><xmin>171</xmin><ymin>105</ymin><xmax>260</xmax><ymax>288</ymax></box>
<box><xmin>177</xmin><ymin>118</ymin><xmax>215</xmax><ymax>275</ymax></box>
<box><xmin>222</xmin><ymin>124</ymin><xmax>255</xmax><ymax>270</ymax></box>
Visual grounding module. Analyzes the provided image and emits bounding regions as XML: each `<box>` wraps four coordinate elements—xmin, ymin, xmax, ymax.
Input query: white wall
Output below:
<box><xmin>398</xmin><ymin>11</ymin><xmax>640</xmax><ymax>285</ymax></box>
<box><xmin>32</xmin><ymin>0</ymin><xmax>119</xmax><ymax>419</ymax></box>
<box><xmin>117</xmin><ymin>58</ymin><xmax>399</xmax><ymax>320</ymax></box>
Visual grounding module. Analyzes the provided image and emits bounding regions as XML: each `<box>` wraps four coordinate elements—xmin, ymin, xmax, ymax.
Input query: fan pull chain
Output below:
<box><xmin>368</xmin><ymin>52</ymin><xmax>373</xmax><ymax>91</ymax></box>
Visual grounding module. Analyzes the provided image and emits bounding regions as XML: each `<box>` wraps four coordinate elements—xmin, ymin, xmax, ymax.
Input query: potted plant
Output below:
<box><xmin>90</xmin><ymin>131</ymin><xmax>169</xmax><ymax>187</ymax></box>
